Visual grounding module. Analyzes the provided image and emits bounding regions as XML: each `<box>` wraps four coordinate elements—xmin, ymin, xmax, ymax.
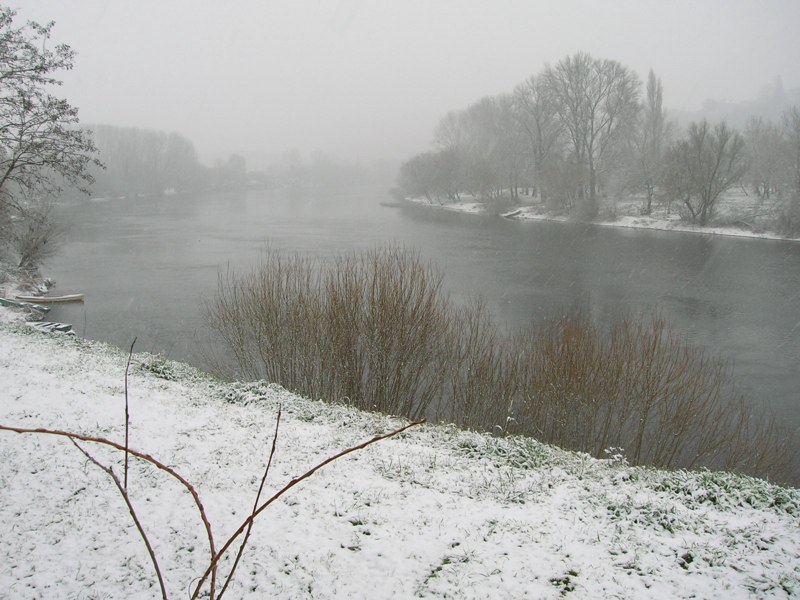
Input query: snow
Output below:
<box><xmin>405</xmin><ymin>194</ymin><xmax>800</xmax><ymax>243</ymax></box>
<box><xmin>0</xmin><ymin>283</ymin><xmax>25</xmax><ymax>325</ymax></box>
<box><xmin>1</xmin><ymin>324</ymin><xmax>798</xmax><ymax>598</ymax></box>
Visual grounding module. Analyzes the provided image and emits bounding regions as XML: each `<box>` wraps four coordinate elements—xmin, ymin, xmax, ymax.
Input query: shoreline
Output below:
<box><xmin>402</xmin><ymin>197</ymin><xmax>800</xmax><ymax>243</ymax></box>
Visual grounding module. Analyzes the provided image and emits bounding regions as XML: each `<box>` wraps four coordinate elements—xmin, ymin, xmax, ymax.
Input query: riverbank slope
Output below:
<box><xmin>0</xmin><ymin>324</ymin><xmax>798</xmax><ymax>598</ymax></box>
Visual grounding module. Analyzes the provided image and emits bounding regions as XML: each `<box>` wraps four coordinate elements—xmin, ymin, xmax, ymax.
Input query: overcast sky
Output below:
<box><xmin>18</xmin><ymin>0</ymin><xmax>800</xmax><ymax>167</ymax></box>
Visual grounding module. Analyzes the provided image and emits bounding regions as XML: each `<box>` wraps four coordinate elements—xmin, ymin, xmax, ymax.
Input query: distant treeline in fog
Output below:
<box><xmin>398</xmin><ymin>52</ymin><xmax>800</xmax><ymax>234</ymax></box>
<box><xmin>83</xmin><ymin>124</ymin><xmax>246</xmax><ymax>198</ymax></box>
<box><xmin>82</xmin><ymin>125</ymin><xmax>396</xmax><ymax>199</ymax></box>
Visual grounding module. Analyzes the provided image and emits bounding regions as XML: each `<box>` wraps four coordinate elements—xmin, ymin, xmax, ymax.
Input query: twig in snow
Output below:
<box><xmin>124</xmin><ymin>337</ymin><xmax>136</xmax><ymax>491</ymax></box>
<box><xmin>191</xmin><ymin>418</ymin><xmax>425</xmax><ymax>599</ymax></box>
<box><xmin>0</xmin><ymin>423</ymin><xmax>218</xmax><ymax>597</ymax></box>
<box><xmin>71</xmin><ymin>439</ymin><xmax>168</xmax><ymax>600</ymax></box>
<box><xmin>217</xmin><ymin>404</ymin><xmax>282</xmax><ymax>600</ymax></box>
<box><xmin>1</xmin><ymin>416</ymin><xmax>424</xmax><ymax>600</ymax></box>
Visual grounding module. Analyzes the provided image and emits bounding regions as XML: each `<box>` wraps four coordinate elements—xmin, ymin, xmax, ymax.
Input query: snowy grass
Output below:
<box><xmin>1</xmin><ymin>324</ymin><xmax>798</xmax><ymax>598</ymax></box>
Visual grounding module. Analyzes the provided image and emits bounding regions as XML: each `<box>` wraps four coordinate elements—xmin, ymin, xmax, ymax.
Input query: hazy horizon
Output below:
<box><xmin>18</xmin><ymin>0</ymin><xmax>800</xmax><ymax>168</ymax></box>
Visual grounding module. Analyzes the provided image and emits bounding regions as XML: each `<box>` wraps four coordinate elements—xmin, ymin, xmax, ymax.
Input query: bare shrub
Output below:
<box><xmin>8</xmin><ymin>202</ymin><xmax>67</xmax><ymax>274</ymax></box>
<box><xmin>508</xmin><ymin>314</ymin><xmax>795</xmax><ymax>482</ymax></box>
<box><xmin>444</xmin><ymin>301</ymin><xmax>520</xmax><ymax>433</ymax></box>
<box><xmin>207</xmin><ymin>246</ymin><xmax>795</xmax><ymax>484</ymax></box>
<box><xmin>207</xmin><ymin>247</ymin><xmax>453</xmax><ymax>419</ymax></box>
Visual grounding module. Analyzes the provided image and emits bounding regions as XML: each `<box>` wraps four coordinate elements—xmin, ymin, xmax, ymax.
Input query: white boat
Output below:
<box><xmin>16</xmin><ymin>293</ymin><xmax>84</xmax><ymax>303</ymax></box>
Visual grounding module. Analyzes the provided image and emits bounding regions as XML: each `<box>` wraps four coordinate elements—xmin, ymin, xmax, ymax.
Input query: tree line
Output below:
<box><xmin>85</xmin><ymin>124</ymin><xmax>247</xmax><ymax>199</ymax></box>
<box><xmin>398</xmin><ymin>51</ymin><xmax>800</xmax><ymax>234</ymax></box>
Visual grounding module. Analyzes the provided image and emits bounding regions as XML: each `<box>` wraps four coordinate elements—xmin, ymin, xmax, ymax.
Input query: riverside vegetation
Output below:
<box><xmin>207</xmin><ymin>245</ymin><xmax>795</xmax><ymax>485</ymax></box>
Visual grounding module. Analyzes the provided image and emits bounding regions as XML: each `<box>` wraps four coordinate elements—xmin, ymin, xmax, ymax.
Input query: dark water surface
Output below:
<box><xmin>48</xmin><ymin>186</ymin><xmax>800</xmax><ymax>438</ymax></box>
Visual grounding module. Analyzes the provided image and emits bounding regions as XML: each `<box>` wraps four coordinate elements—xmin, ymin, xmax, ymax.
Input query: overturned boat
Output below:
<box><xmin>26</xmin><ymin>321</ymin><xmax>75</xmax><ymax>334</ymax></box>
<box><xmin>0</xmin><ymin>297</ymin><xmax>50</xmax><ymax>313</ymax></box>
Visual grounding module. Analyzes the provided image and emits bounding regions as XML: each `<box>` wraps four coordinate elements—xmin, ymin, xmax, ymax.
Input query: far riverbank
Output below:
<box><xmin>404</xmin><ymin>193</ymin><xmax>800</xmax><ymax>243</ymax></box>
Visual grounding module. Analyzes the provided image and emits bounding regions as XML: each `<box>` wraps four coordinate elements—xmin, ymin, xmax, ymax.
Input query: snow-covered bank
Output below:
<box><xmin>405</xmin><ymin>196</ymin><xmax>800</xmax><ymax>243</ymax></box>
<box><xmin>0</xmin><ymin>276</ymin><xmax>57</xmax><ymax>326</ymax></box>
<box><xmin>1</xmin><ymin>325</ymin><xmax>798</xmax><ymax>598</ymax></box>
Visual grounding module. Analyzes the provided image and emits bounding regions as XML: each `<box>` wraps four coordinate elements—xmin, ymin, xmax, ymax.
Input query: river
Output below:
<box><xmin>47</xmin><ymin>185</ymin><xmax>800</xmax><ymax>440</ymax></box>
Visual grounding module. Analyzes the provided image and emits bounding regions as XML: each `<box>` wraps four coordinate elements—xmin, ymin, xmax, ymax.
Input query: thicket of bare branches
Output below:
<box><xmin>503</xmin><ymin>315</ymin><xmax>792</xmax><ymax>477</ymax></box>
<box><xmin>664</xmin><ymin>120</ymin><xmax>748</xmax><ymax>226</ymax></box>
<box><xmin>208</xmin><ymin>247</ymin><xmax>453</xmax><ymax>420</ymax></box>
<box><xmin>208</xmin><ymin>246</ymin><xmax>795</xmax><ymax>484</ymax></box>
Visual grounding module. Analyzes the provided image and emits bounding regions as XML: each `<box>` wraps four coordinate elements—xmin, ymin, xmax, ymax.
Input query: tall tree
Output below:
<box><xmin>630</xmin><ymin>70</ymin><xmax>672</xmax><ymax>214</ymax></box>
<box><xmin>780</xmin><ymin>106</ymin><xmax>800</xmax><ymax>234</ymax></box>
<box><xmin>513</xmin><ymin>75</ymin><xmax>564</xmax><ymax>203</ymax></box>
<box><xmin>433</xmin><ymin>96</ymin><xmax>526</xmax><ymax>201</ymax></box>
<box><xmin>397</xmin><ymin>151</ymin><xmax>440</xmax><ymax>202</ymax></box>
<box><xmin>492</xmin><ymin>93</ymin><xmax>529</xmax><ymax>200</ymax></box>
<box><xmin>543</xmin><ymin>52</ymin><xmax>640</xmax><ymax>218</ymax></box>
<box><xmin>0</xmin><ymin>7</ymin><xmax>99</xmax><ymax>215</ymax></box>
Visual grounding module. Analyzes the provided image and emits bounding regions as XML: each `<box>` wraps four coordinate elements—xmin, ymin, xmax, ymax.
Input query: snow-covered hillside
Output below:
<box><xmin>0</xmin><ymin>325</ymin><xmax>798</xmax><ymax>599</ymax></box>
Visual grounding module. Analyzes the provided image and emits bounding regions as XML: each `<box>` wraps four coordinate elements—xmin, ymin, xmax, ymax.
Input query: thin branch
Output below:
<box><xmin>71</xmin><ymin>439</ymin><xmax>168</xmax><ymax>600</ymax></box>
<box><xmin>191</xmin><ymin>418</ymin><xmax>425</xmax><ymax>600</ymax></box>
<box><xmin>0</xmin><ymin>423</ymin><xmax>217</xmax><ymax>594</ymax></box>
<box><xmin>124</xmin><ymin>337</ymin><xmax>137</xmax><ymax>491</ymax></box>
<box><xmin>217</xmin><ymin>405</ymin><xmax>282</xmax><ymax>600</ymax></box>
<box><xmin>2</xmin><ymin>418</ymin><xmax>424</xmax><ymax>599</ymax></box>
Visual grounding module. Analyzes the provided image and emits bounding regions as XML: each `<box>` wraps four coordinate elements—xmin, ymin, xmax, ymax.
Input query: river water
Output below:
<box><xmin>47</xmin><ymin>185</ymin><xmax>800</xmax><ymax>439</ymax></box>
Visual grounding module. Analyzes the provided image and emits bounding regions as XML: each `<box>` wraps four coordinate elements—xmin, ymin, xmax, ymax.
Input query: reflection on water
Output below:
<box><xmin>49</xmin><ymin>186</ymin><xmax>800</xmax><ymax>438</ymax></box>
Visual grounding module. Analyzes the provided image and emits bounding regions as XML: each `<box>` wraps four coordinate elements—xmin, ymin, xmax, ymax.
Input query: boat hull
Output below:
<box><xmin>16</xmin><ymin>294</ymin><xmax>84</xmax><ymax>303</ymax></box>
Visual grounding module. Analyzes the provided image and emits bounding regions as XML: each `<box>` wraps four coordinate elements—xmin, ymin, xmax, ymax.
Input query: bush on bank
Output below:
<box><xmin>207</xmin><ymin>246</ymin><xmax>795</xmax><ymax>484</ymax></box>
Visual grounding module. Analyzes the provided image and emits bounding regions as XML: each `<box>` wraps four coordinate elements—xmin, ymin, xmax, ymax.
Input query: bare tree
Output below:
<box><xmin>630</xmin><ymin>70</ymin><xmax>673</xmax><ymax>214</ymax></box>
<box><xmin>433</xmin><ymin>110</ymin><xmax>469</xmax><ymax>151</ymax></box>
<box><xmin>542</xmin><ymin>52</ymin><xmax>640</xmax><ymax>219</ymax></box>
<box><xmin>9</xmin><ymin>199</ymin><xmax>66</xmax><ymax>272</ymax></box>
<box><xmin>513</xmin><ymin>75</ymin><xmax>564</xmax><ymax>204</ymax></box>
<box><xmin>0</xmin><ymin>6</ymin><xmax>99</xmax><ymax>272</ymax></box>
<box><xmin>744</xmin><ymin>117</ymin><xmax>786</xmax><ymax>200</ymax></box>
<box><xmin>780</xmin><ymin>106</ymin><xmax>800</xmax><ymax>234</ymax></box>
<box><xmin>493</xmin><ymin>93</ymin><xmax>531</xmax><ymax>201</ymax></box>
<box><xmin>667</xmin><ymin>121</ymin><xmax>747</xmax><ymax>226</ymax></box>
<box><xmin>397</xmin><ymin>150</ymin><xmax>458</xmax><ymax>203</ymax></box>
<box><xmin>663</xmin><ymin>139</ymin><xmax>695</xmax><ymax>214</ymax></box>
<box><xmin>431</xmin><ymin>96</ymin><xmax>527</xmax><ymax>202</ymax></box>
<box><xmin>459</xmin><ymin>96</ymin><xmax>508</xmax><ymax>200</ymax></box>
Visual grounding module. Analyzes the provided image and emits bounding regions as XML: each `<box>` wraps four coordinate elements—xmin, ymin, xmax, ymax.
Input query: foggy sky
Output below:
<box><xmin>18</xmin><ymin>0</ymin><xmax>800</xmax><ymax>167</ymax></box>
